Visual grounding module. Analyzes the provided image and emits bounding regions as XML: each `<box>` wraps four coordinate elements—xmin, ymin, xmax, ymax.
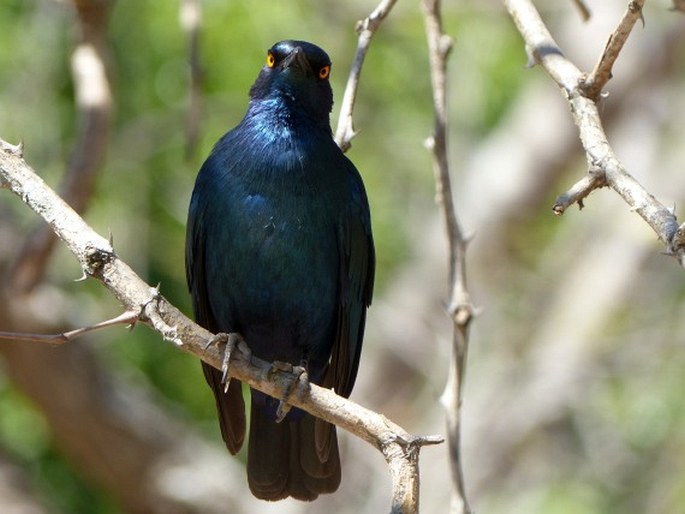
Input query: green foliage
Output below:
<box><xmin>0</xmin><ymin>387</ymin><xmax>119</xmax><ymax>513</ymax></box>
<box><xmin>36</xmin><ymin>449</ymin><xmax>120</xmax><ymax>514</ymax></box>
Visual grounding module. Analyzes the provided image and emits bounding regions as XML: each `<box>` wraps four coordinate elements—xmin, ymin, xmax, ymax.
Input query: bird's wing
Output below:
<box><xmin>185</xmin><ymin>190</ymin><xmax>246</xmax><ymax>454</ymax></box>
<box><xmin>329</xmin><ymin>163</ymin><xmax>375</xmax><ymax>398</ymax></box>
<box><xmin>185</xmin><ymin>195</ymin><xmax>214</xmax><ymax>329</ymax></box>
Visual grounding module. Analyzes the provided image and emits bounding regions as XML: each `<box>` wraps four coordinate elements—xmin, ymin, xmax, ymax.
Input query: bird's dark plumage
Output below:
<box><xmin>185</xmin><ymin>40</ymin><xmax>374</xmax><ymax>501</ymax></box>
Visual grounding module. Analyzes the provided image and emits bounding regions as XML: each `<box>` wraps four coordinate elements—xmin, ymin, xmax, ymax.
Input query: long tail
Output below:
<box><xmin>202</xmin><ymin>362</ymin><xmax>246</xmax><ymax>454</ymax></box>
<box><xmin>247</xmin><ymin>399</ymin><xmax>341</xmax><ymax>501</ymax></box>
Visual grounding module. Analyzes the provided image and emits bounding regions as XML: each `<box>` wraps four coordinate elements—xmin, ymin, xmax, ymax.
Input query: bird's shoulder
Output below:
<box><xmin>204</xmin><ymin>112</ymin><xmax>344</xmax><ymax>183</ymax></box>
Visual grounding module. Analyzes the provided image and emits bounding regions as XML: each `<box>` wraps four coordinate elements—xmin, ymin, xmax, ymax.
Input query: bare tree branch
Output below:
<box><xmin>334</xmin><ymin>0</ymin><xmax>398</xmax><ymax>152</ymax></box>
<box><xmin>504</xmin><ymin>0</ymin><xmax>685</xmax><ymax>267</ymax></box>
<box><xmin>552</xmin><ymin>169</ymin><xmax>607</xmax><ymax>214</ymax></box>
<box><xmin>421</xmin><ymin>1</ymin><xmax>474</xmax><ymax>513</ymax></box>
<box><xmin>9</xmin><ymin>0</ymin><xmax>113</xmax><ymax>294</ymax></box>
<box><xmin>580</xmin><ymin>0</ymin><xmax>646</xmax><ymax>100</ymax></box>
<box><xmin>0</xmin><ymin>310</ymin><xmax>138</xmax><ymax>344</ymax></box>
<box><xmin>0</xmin><ymin>138</ymin><xmax>442</xmax><ymax>514</ymax></box>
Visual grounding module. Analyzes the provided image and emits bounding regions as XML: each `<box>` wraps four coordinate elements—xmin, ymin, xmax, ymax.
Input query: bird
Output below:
<box><xmin>185</xmin><ymin>40</ymin><xmax>375</xmax><ymax>501</ymax></box>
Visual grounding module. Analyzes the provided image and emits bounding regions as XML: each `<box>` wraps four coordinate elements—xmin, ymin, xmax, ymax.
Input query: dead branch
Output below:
<box><xmin>334</xmin><ymin>0</ymin><xmax>399</xmax><ymax>152</ymax></box>
<box><xmin>504</xmin><ymin>0</ymin><xmax>685</xmax><ymax>267</ymax></box>
<box><xmin>580</xmin><ymin>0</ymin><xmax>646</xmax><ymax>100</ymax></box>
<box><xmin>0</xmin><ymin>310</ymin><xmax>139</xmax><ymax>343</ymax></box>
<box><xmin>421</xmin><ymin>1</ymin><xmax>474</xmax><ymax>513</ymax></box>
<box><xmin>0</xmin><ymin>138</ymin><xmax>442</xmax><ymax>514</ymax></box>
<box><xmin>552</xmin><ymin>170</ymin><xmax>608</xmax><ymax>214</ymax></box>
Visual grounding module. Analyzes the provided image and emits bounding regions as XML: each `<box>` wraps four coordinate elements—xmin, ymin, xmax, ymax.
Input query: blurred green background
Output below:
<box><xmin>2</xmin><ymin>1</ymin><xmax>685</xmax><ymax>513</ymax></box>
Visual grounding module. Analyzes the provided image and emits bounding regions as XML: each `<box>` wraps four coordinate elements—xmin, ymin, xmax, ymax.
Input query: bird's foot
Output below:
<box><xmin>269</xmin><ymin>360</ymin><xmax>308</xmax><ymax>423</ymax></box>
<box><xmin>205</xmin><ymin>332</ymin><xmax>244</xmax><ymax>393</ymax></box>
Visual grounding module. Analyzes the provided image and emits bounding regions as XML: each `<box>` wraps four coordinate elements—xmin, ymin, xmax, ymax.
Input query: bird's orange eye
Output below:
<box><xmin>318</xmin><ymin>65</ymin><xmax>330</xmax><ymax>80</ymax></box>
<box><xmin>266</xmin><ymin>52</ymin><xmax>275</xmax><ymax>68</ymax></box>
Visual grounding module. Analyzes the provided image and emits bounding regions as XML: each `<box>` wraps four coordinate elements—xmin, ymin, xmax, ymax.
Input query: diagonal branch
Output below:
<box><xmin>0</xmin><ymin>137</ymin><xmax>442</xmax><ymax>514</ymax></box>
<box><xmin>335</xmin><ymin>0</ymin><xmax>399</xmax><ymax>152</ymax></box>
<box><xmin>0</xmin><ymin>310</ymin><xmax>139</xmax><ymax>344</ymax></box>
<box><xmin>421</xmin><ymin>1</ymin><xmax>474</xmax><ymax>513</ymax></box>
<box><xmin>580</xmin><ymin>0</ymin><xmax>646</xmax><ymax>101</ymax></box>
<box><xmin>552</xmin><ymin>169</ymin><xmax>607</xmax><ymax>214</ymax></box>
<box><xmin>504</xmin><ymin>0</ymin><xmax>685</xmax><ymax>267</ymax></box>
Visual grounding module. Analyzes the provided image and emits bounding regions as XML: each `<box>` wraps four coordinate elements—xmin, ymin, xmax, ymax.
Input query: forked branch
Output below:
<box><xmin>580</xmin><ymin>0</ymin><xmax>646</xmax><ymax>100</ymax></box>
<box><xmin>504</xmin><ymin>0</ymin><xmax>685</xmax><ymax>267</ymax></box>
<box><xmin>421</xmin><ymin>1</ymin><xmax>475</xmax><ymax>513</ymax></box>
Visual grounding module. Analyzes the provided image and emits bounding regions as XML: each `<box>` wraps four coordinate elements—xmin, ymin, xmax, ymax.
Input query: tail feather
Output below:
<box><xmin>202</xmin><ymin>362</ymin><xmax>245</xmax><ymax>454</ymax></box>
<box><xmin>300</xmin><ymin>416</ymin><xmax>340</xmax><ymax>484</ymax></box>
<box><xmin>247</xmin><ymin>401</ymin><xmax>341</xmax><ymax>501</ymax></box>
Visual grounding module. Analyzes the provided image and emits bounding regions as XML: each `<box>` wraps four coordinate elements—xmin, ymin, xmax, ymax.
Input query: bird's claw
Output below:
<box><xmin>205</xmin><ymin>332</ymin><xmax>243</xmax><ymax>393</ymax></box>
<box><xmin>275</xmin><ymin>402</ymin><xmax>292</xmax><ymax>422</ymax></box>
<box><xmin>271</xmin><ymin>361</ymin><xmax>308</xmax><ymax>423</ymax></box>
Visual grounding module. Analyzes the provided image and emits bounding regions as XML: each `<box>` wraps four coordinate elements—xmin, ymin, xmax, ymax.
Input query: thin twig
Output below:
<box><xmin>580</xmin><ymin>0</ymin><xmax>646</xmax><ymax>101</ymax></box>
<box><xmin>0</xmin><ymin>310</ymin><xmax>139</xmax><ymax>344</ymax></box>
<box><xmin>421</xmin><ymin>1</ymin><xmax>474</xmax><ymax>513</ymax></box>
<box><xmin>552</xmin><ymin>171</ymin><xmax>607</xmax><ymax>215</ymax></box>
<box><xmin>0</xmin><ymin>137</ymin><xmax>442</xmax><ymax>514</ymax></box>
<box><xmin>334</xmin><ymin>0</ymin><xmax>398</xmax><ymax>152</ymax></box>
<box><xmin>504</xmin><ymin>0</ymin><xmax>685</xmax><ymax>266</ymax></box>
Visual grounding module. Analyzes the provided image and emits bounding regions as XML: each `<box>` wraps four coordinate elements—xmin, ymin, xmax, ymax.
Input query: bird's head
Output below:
<box><xmin>249</xmin><ymin>40</ymin><xmax>334</xmax><ymax>128</ymax></box>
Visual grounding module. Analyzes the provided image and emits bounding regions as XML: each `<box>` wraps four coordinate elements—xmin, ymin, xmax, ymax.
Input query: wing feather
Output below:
<box><xmin>329</xmin><ymin>163</ymin><xmax>375</xmax><ymax>398</ymax></box>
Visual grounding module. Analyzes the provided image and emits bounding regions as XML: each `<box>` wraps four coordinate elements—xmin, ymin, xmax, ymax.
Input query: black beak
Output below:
<box><xmin>282</xmin><ymin>46</ymin><xmax>313</xmax><ymax>76</ymax></box>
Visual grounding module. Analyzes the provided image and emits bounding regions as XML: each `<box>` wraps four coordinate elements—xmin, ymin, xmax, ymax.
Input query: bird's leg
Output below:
<box><xmin>204</xmin><ymin>332</ymin><xmax>244</xmax><ymax>393</ymax></box>
<box><xmin>271</xmin><ymin>360</ymin><xmax>309</xmax><ymax>423</ymax></box>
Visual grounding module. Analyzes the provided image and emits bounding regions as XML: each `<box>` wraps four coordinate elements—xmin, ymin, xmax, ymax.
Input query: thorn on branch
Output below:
<box><xmin>424</xmin><ymin>136</ymin><xmax>436</xmax><ymax>151</ymax></box>
<box><xmin>0</xmin><ymin>310</ymin><xmax>140</xmax><ymax>344</ymax></box>
<box><xmin>84</xmin><ymin>244</ymin><xmax>116</xmax><ymax>276</ymax></box>
<box><xmin>449</xmin><ymin>303</ymin><xmax>476</xmax><ymax>329</ymax></box>
<box><xmin>552</xmin><ymin>172</ymin><xmax>607</xmax><ymax>215</ymax></box>
<box><xmin>579</xmin><ymin>0</ymin><xmax>646</xmax><ymax>101</ymax></box>
<box><xmin>670</xmin><ymin>223</ymin><xmax>685</xmax><ymax>253</ymax></box>
<box><xmin>396</xmin><ymin>433</ymin><xmax>445</xmax><ymax>460</ymax></box>
<box><xmin>413</xmin><ymin>434</ymin><xmax>445</xmax><ymax>446</ymax></box>
<box><xmin>439</xmin><ymin>34</ymin><xmax>453</xmax><ymax>58</ymax></box>
<box><xmin>140</xmin><ymin>286</ymin><xmax>185</xmax><ymax>347</ymax></box>
<box><xmin>0</xmin><ymin>139</ymin><xmax>24</xmax><ymax>158</ymax></box>
<box><xmin>628</xmin><ymin>1</ymin><xmax>645</xmax><ymax>27</ymax></box>
<box><xmin>524</xmin><ymin>45</ymin><xmax>538</xmax><ymax>68</ymax></box>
